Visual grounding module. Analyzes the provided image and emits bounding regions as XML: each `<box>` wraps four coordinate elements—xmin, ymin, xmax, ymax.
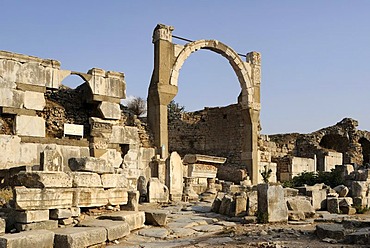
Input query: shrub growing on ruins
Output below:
<box><xmin>261</xmin><ymin>165</ymin><xmax>272</xmax><ymax>183</ymax></box>
<box><xmin>168</xmin><ymin>100</ymin><xmax>185</xmax><ymax>119</ymax></box>
<box><xmin>282</xmin><ymin>167</ymin><xmax>344</xmax><ymax>188</ymax></box>
<box><xmin>126</xmin><ymin>97</ymin><xmax>147</xmax><ymax>117</ymax></box>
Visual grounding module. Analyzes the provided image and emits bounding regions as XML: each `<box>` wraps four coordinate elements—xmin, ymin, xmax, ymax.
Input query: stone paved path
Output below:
<box><xmin>108</xmin><ymin>202</ymin><xmax>234</xmax><ymax>247</ymax></box>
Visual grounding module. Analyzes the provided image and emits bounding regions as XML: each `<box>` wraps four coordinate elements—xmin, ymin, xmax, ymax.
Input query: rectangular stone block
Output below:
<box><xmin>0</xmin><ymin>229</ymin><xmax>54</xmax><ymax>248</ymax></box>
<box><xmin>72</xmin><ymin>188</ymin><xmax>127</xmax><ymax>208</ymax></box>
<box><xmin>15</xmin><ymin>210</ymin><xmax>49</xmax><ymax>223</ymax></box>
<box><xmin>17</xmin><ymin>171</ymin><xmax>72</xmax><ymax>188</ymax></box>
<box><xmin>50</xmin><ymin>208</ymin><xmax>72</xmax><ymax>220</ymax></box>
<box><xmin>0</xmin><ymin>88</ymin><xmax>24</xmax><ymax>108</ymax></box>
<box><xmin>78</xmin><ymin>219</ymin><xmax>130</xmax><ymax>241</ymax></box>
<box><xmin>69</xmin><ymin>172</ymin><xmax>102</xmax><ymax>188</ymax></box>
<box><xmin>15</xmin><ymin>220</ymin><xmax>58</xmax><ymax>232</ymax></box>
<box><xmin>0</xmin><ymin>218</ymin><xmax>5</xmax><ymax>235</ymax></box>
<box><xmin>53</xmin><ymin>226</ymin><xmax>106</xmax><ymax>248</ymax></box>
<box><xmin>15</xmin><ymin>115</ymin><xmax>45</xmax><ymax>137</ymax></box>
<box><xmin>70</xmin><ymin>207</ymin><xmax>80</xmax><ymax>217</ymax></box>
<box><xmin>14</xmin><ymin>187</ymin><xmax>74</xmax><ymax>210</ymax></box>
<box><xmin>24</xmin><ymin>91</ymin><xmax>45</xmax><ymax>110</ymax></box>
<box><xmin>98</xmin><ymin>211</ymin><xmax>145</xmax><ymax>231</ymax></box>
<box><xmin>109</xmin><ymin>126</ymin><xmax>139</xmax><ymax>144</ymax></box>
<box><xmin>69</xmin><ymin>157</ymin><xmax>114</xmax><ymax>174</ymax></box>
<box><xmin>101</xmin><ymin>174</ymin><xmax>128</xmax><ymax>188</ymax></box>
<box><xmin>0</xmin><ymin>135</ymin><xmax>21</xmax><ymax>170</ymax></box>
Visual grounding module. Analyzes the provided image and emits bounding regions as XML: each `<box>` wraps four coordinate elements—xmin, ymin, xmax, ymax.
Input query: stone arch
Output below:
<box><xmin>148</xmin><ymin>24</ymin><xmax>261</xmax><ymax>184</ymax></box>
<box><xmin>169</xmin><ymin>40</ymin><xmax>254</xmax><ymax>107</ymax></box>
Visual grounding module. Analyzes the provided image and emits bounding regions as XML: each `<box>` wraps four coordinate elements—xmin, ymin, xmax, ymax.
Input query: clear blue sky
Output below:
<box><xmin>1</xmin><ymin>1</ymin><xmax>369</xmax><ymax>134</ymax></box>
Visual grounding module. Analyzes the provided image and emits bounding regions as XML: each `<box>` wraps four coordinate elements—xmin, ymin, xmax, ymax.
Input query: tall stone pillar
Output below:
<box><xmin>147</xmin><ymin>24</ymin><xmax>178</xmax><ymax>158</ymax></box>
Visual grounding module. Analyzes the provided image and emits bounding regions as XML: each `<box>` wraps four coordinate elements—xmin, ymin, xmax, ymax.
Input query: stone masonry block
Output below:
<box><xmin>109</xmin><ymin>126</ymin><xmax>140</xmax><ymax>144</ymax></box>
<box><xmin>0</xmin><ymin>229</ymin><xmax>54</xmax><ymax>248</ymax></box>
<box><xmin>40</xmin><ymin>149</ymin><xmax>63</xmax><ymax>171</ymax></box>
<box><xmin>17</xmin><ymin>171</ymin><xmax>72</xmax><ymax>188</ymax></box>
<box><xmin>98</xmin><ymin>101</ymin><xmax>121</xmax><ymax>120</ymax></box>
<box><xmin>69</xmin><ymin>157</ymin><xmax>114</xmax><ymax>174</ymax></box>
<box><xmin>14</xmin><ymin>187</ymin><xmax>74</xmax><ymax>210</ymax></box>
<box><xmin>15</xmin><ymin>210</ymin><xmax>49</xmax><ymax>223</ymax></box>
<box><xmin>50</xmin><ymin>208</ymin><xmax>72</xmax><ymax>220</ymax></box>
<box><xmin>52</xmin><ymin>226</ymin><xmax>106</xmax><ymax>248</ymax></box>
<box><xmin>24</xmin><ymin>91</ymin><xmax>45</xmax><ymax>110</ymax></box>
<box><xmin>69</xmin><ymin>172</ymin><xmax>102</xmax><ymax>188</ymax></box>
<box><xmin>101</xmin><ymin>174</ymin><xmax>128</xmax><ymax>188</ymax></box>
<box><xmin>15</xmin><ymin>115</ymin><xmax>45</xmax><ymax>137</ymax></box>
<box><xmin>15</xmin><ymin>220</ymin><xmax>58</xmax><ymax>232</ymax></box>
<box><xmin>0</xmin><ymin>88</ymin><xmax>24</xmax><ymax>108</ymax></box>
<box><xmin>72</xmin><ymin>188</ymin><xmax>127</xmax><ymax>208</ymax></box>
<box><xmin>78</xmin><ymin>219</ymin><xmax>130</xmax><ymax>241</ymax></box>
<box><xmin>98</xmin><ymin>211</ymin><xmax>145</xmax><ymax>231</ymax></box>
<box><xmin>257</xmin><ymin>184</ymin><xmax>288</xmax><ymax>223</ymax></box>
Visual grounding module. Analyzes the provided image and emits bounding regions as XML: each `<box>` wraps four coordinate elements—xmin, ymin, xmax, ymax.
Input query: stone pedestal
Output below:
<box><xmin>182</xmin><ymin>177</ymin><xmax>198</xmax><ymax>202</ymax></box>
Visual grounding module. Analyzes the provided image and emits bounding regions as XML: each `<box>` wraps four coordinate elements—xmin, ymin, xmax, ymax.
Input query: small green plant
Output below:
<box><xmin>354</xmin><ymin>205</ymin><xmax>370</xmax><ymax>214</ymax></box>
<box><xmin>256</xmin><ymin>210</ymin><xmax>269</xmax><ymax>224</ymax></box>
<box><xmin>261</xmin><ymin>165</ymin><xmax>272</xmax><ymax>183</ymax></box>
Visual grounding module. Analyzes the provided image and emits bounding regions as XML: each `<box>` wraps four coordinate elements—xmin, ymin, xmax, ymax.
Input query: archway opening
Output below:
<box><xmin>359</xmin><ymin>137</ymin><xmax>370</xmax><ymax>165</ymax></box>
<box><xmin>319</xmin><ymin>134</ymin><xmax>349</xmax><ymax>153</ymax></box>
<box><xmin>167</xmin><ymin>49</ymin><xmax>246</xmax><ymax>169</ymax></box>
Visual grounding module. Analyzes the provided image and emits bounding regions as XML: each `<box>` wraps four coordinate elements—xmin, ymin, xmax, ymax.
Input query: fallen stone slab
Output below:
<box><xmin>98</xmin><ymin>211</ymin><xmax>145</xmax><ymax>231</ymax></box>
<box><xmin>77</xmin><ymin>219</ymin><xmax>129</xmax><ymax>241</ymax></box>
<box><xmin>0</xmin><ymin>229</ymin><xmax>54</xmax><ymax>248</ymax></box>
<box><xmin>215</xmin><ymin>221</ymin><xmax>237</xmax><ymax>227</ymax></box>
<box><xmin>145</xmin><ymin>210</ymin><xmax>169</xmax><ymax>226</ymax></box>
<box><xmin>286</xmin><ymin>198</ymin><xmax>315</xmax><ymax>218</ymax></box>
<box><xmin>316</xmin><ymin>223</ymin><xmax>346</xmax><ymax>240</ymax></box>
<box><xmin>17</xmin><ymin>171</ymin><xmax>72</xmax><ymax>188</ymax></box>
<box><xmin>288</xmin><ymin>210</ymin><xmax>305</xmax><ymax>221</ymax></box>
<box><xmin>138</xmin><ymin>227</ymin><xmax>169</xmax><ymax>239</ymax></box>
<box><xmin>191</xmin><ymin>224</ymin><xmax>224</xmax><ymax>233</ymax></box>
<box><xmin>52</xmin><ymin>226</ymin><xmax>106</xmax><ymax>248</ymax></box>
<box><xmin>15</xmin><ymin>220</ymin><xmax>58</xmax><ymax>232</ymax></box>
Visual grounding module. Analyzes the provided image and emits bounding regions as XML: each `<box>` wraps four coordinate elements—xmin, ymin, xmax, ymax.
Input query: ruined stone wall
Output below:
<box><xmin>0</xmin><ymin>50</ymin><xmax>155</xmax><ymax>186</ymax></box>
<box><xmin>168</xmin><ymin>104</ymin><xmax>244</xmax><ymax>166</ymax></box>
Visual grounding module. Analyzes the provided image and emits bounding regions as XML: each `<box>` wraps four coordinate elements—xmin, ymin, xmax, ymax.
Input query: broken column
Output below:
<box><xmin>257</xmin><ymin>184</ymin><xmax>288</xmax><ymax>223</ymax></box>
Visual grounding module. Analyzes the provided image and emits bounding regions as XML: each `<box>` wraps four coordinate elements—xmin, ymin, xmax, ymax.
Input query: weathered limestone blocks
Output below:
<box><xmin>109</xmin><ymin>126</ymin><xmax>140</xmax><ymax>144</ymax></box>
<box><xmin>101</xmin><ymin>174</ymin><xmax>128</xmax><ymax>188</ymax></box>
<box><xmin>77</xmin><ymin>219</ymin><xmax>130</xmax><ymax>241</ymax></box>
<box><xmin>0</xmin><ymin>229</ymin><xmax>54</xmax><ymax>248</ymax></box>
<box><xmin>278</xmin><ymin>156</ymin><xmax>315</xmax><ymax>182</ymax></box>
<box><xmin>144</xmin><ymin>210</ymin><xmax>169</xmax><ymax>226</ymax></box>
<box><xmin>286</xmin><ymin>197</ymin><xmax>315</xmax><ymax>218</ymax></box>
<box><xmin>15</xmin><ymin>220</ymin><xmax>58</xmax><ymax>232</ymax></box>
<box><xmin>182</xmin><ymin>177</ymin><xmax>198</xmax><ymax>202</ymax></box>
<box><xmin>40</xmin><ymin>149</ymin><xmax>63</xmax><ymax>171</ymax></box>
<box><xmin>0</xmin><ymin>88</ymin><xmax>24</xmax><ymax>108</ymax></box>
<box><xmin>15</xmin><ymin>210</ymin><xmax>49</xmax><ymax>223</ymax></box>
<box><xmin>121</xmin><ymin>191</ymin><xmax>139</xmax><ymax>211</ymax></box>
<box><xmin>24</xmin><ymin>91</ymin><xmax>45</xmax><ymax>110</ymax></box>
<box><xmin>53</xmin><ymin>226</ymin><xmax>106</xmax><ymax>248</ymax></box>
<box><xmin>86</xmin><ymin>68</ymin><xmax>126</xmax><ymax>100</ymax></box>
<box><xmin>257</xmin><ymin>184</ymin><xmax>288</xmax><ymax>223</ymax></box>
<box><xmin>97</xmin><ymin>101</ymin><xmax>121</xmax><ymax>120</ymax></box>
<box><xmin>15</xmin><ymin>115</ymin><xmax>45</xmax><ymax>137</ymax></box>
<box><xmin>69</xmin><ymin>172</ymin><xmax>102</xmax><ymax>188</ymax></box>
<box><xmin>98</xmin><ymin>211</ymin><xmax>145</xmax><ymax>231</ymax></box>
<box><xmin>148</xmin><ymin>178</ymin><xmax>169</xmax><ymax>203</ymax></box>
<box><xmin>333</xmin><ymin>185</ymin><xmax>349</xmax><ymax>197</ymax></box>
<box><xmin>14</xmin><ymin>187</ymin><xmax>74</xmax><ymax>210</ymax></box>
<box><xmin>49</xmin><ymin>208</ymin><xmax>72</xmax><ymax>220</ymax></box>
<box><xmin>69</xmin><ymin>157</ymin><xmax>114</xmax><ymax>174</ymax></box>
<box><xmin>72</xmin><ymin>188</ymin><xmax>127</xmax><ymax>207</ymax></box>
<box><xmin>0</xmin><ymin>135</ymin><xmax>36</xmax><ymax>169</ymax></box>
<box><xmin>17</xmin><ymin>171</ymin><xmax>72</xmax><ymax>188</ymax></box>
<box><xmin>306</xmin><ymin>188</ymin><xmax>327</xmax><ymax>210</ymax></box>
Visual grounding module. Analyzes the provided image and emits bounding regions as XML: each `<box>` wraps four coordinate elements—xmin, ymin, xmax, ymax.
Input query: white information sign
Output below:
<box><xmin>64</xmin><ymin>123</ymin><xmax>84</xmax><ymax>138</ymax></box>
